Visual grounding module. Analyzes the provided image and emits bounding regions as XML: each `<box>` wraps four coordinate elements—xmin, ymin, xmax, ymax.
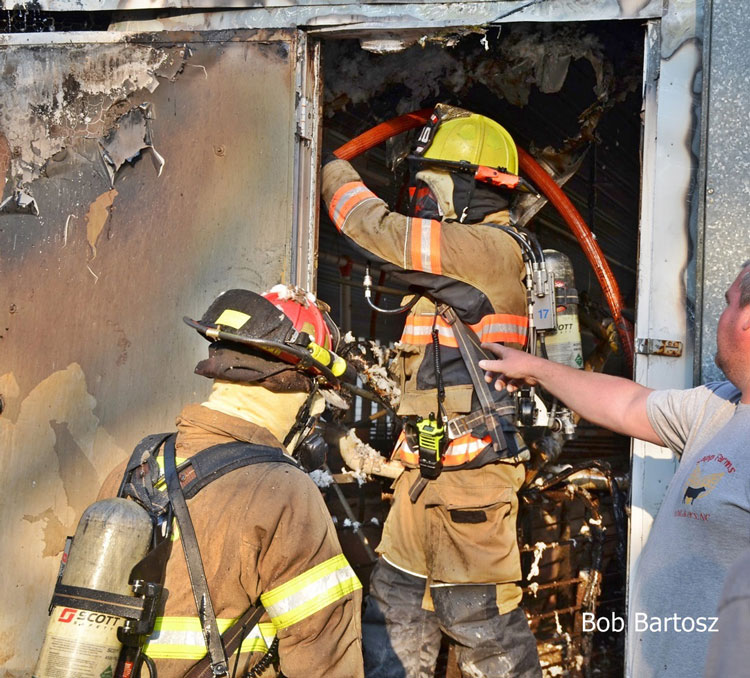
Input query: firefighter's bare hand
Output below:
<box><xmin>479</xmin><ymin>343</ymin><xmax>541</xmax><ymax>393</ymax></box>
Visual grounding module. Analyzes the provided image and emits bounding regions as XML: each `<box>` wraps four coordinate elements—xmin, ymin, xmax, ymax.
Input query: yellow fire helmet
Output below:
<box><xmin>420</xmin><ymin>104</ymin><xmax>518</xmax><ymax>175</ymax></box>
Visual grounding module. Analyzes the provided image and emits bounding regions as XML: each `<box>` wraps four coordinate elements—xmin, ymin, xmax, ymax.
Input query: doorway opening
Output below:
<box><xmin>317</xmin><ymin>21</ymin><xmax>644</xmax><ymax>677</ymax></box>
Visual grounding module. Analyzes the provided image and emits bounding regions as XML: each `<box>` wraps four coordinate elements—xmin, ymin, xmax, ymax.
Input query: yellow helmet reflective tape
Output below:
<box><xmin>143</xmin><ymin>617</ymin><xmax>276</xmax><ymax>660</ymax></box>
<box><xmin>424</xmin><ymin>114</ymin><xmax>518</xmax><ymax>175</ymax></box>
<box><xmin>260</xmin><ymin>554</ymin><xmax>362</xmax><ymax>630</ymax></box>
<box><xmin>214</xmin><ymin>309</ymin><xmax>252</xmax><ymax>331</ymax></box>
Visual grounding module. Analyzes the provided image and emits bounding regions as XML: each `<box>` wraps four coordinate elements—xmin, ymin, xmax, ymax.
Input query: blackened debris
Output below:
<box><xmin>1</xmin><ymin>3</ymin><xmax>112</xmax><ymax>32</ymax></box>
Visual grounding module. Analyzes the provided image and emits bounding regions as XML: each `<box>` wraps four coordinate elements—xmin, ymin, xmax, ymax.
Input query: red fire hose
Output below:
<box><xmin>516</xmin><ymin>147</ymin><xmax>635</xmax><ymax>368</ymax></box>
<box><xmin>333</xmin><ymin>109</ymin><xmax>635</xmax><ymax>370</ymax></box>
<box><xmin>334</xmin><ymin>109</ymin><xmax>435</xmax><ymax>162</ymax></box>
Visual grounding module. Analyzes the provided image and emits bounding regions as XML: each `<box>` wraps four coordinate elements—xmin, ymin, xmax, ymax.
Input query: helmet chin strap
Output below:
<box><xmin>283</xmin><ymin>382</ymin><xmax>321</xmax><ymax>451</ymax></box>
<box><xmin>459</xmin><ymin>177</ymin><xmax>476</xmax><ymax>223</ymax></box>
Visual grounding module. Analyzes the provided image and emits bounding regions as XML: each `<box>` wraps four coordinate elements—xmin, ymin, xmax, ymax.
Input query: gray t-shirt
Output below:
<box><xmin>628</xmin><ymin>381</ymin><xmax>750</xmax><ymax>677</ymax></box>
<box><xmin>703</xmin><ymin>547</ymin><xmax>750</xmax><ymax>677</ymax></box>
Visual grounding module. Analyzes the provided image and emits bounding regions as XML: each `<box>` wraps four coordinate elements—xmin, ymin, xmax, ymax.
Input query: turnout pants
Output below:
<box><xmin>363</xmin><ymin>560</ymin><xmax>541</xmax><ymax>678</ymax></box>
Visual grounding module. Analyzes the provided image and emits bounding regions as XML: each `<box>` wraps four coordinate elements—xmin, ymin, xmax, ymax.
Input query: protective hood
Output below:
<box><xmin>413</xmin><ymin>169</ymin><xmax>511</xmax><ymax>224</ymax></box>
<box><xmin>202</xmin><ymin>380</ymin><xmax>311</xmax><ymax>446</ymax></box>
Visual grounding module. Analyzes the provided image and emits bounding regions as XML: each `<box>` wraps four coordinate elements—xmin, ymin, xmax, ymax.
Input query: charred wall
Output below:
<box><xmin>0</xmin><ymin>30</ymin><xmax>303</xmax><ymax>674</ymax></box>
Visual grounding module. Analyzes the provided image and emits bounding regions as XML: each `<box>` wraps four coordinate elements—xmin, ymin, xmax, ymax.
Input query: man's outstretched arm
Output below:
<box><xmin>479</xmin><ymin>343</ymin><xmax>665</xmax><ymax>445</ymax></box>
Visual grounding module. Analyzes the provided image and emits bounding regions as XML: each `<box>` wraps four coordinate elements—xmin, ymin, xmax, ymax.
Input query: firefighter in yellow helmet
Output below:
<box><xmin>93</xmin><ymin>286</ymin><xmax>364</xmax><ymax>678</ymax></box>
<box><xmin>322</xmin><ymin>105</ymin><xmax>542</xmax><ymax>677</ymax></box>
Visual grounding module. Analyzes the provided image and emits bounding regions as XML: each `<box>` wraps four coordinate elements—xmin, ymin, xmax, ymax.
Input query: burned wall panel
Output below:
<box><xmin>5</xmin><ymin>0</ymin><xmax>665</xmax><ymax>19</ymax></box>
<box><xmin>0</xmin><ymin>30</ymin><xmax>300</xmax><ymax>674</ymax></box>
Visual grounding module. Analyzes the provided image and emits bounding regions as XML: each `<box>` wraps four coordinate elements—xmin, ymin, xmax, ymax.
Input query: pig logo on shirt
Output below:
<box><xmin>682</xmin><ymin>465</ymin><xmax>724</xmax><ymax>505</ymax></box>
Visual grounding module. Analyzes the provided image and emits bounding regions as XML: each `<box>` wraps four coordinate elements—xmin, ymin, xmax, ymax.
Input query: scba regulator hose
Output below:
<box><xmin>333</xmin><ymin>109</ymin><xmax>635</xmax><ymax>370</ymax></box>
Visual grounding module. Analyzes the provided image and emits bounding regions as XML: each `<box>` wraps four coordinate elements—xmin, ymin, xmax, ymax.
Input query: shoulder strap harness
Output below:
<box><xmin>408</xmin><ymin>304</ymin><xmax>520</xmax><ymax>502</ymax></box>
<box><xmin>117</xmin><ymin>433</ymin><xmax>298</xmax><ymax>678</ymax></box>
<box><xmin>438</xmin><ymin>304</ymin><xmax>518</xmax><ymax>458</ymax></box>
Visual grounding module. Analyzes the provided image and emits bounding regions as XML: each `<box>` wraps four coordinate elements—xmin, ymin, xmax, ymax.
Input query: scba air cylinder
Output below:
<box><xmin>34</xmin><ymin>498</ymin><xmax>153</xmax><ymax>678</ymax></box>
<box><xmin>540</xmin><ymin>249</ymin><xmax>584</xmax><ymax>369</ymax></box>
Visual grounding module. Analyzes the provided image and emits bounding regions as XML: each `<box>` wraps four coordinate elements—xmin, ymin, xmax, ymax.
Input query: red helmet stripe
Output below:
<box><xmin>263</xmin><ymin>290</ymin><xmax>332</xmax><ymax>350</ymax></box>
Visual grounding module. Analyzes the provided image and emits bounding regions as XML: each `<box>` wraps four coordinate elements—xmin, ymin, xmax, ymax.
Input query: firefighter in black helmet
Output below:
<box><xmin>95</xmin><ymin>286</ymin><xmax>364</xmax><ymax>678</ymax></box>
<box><xmin>322</xmin><ymin>105</ymin><xmax>542</xmax><ymax>678</ymax></box>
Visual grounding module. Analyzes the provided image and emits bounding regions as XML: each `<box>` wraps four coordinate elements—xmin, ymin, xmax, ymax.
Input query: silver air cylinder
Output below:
<box><xmin>539</xmin><ymin>249</ymin><xmax>584</xmax><ymax>369</ymax></box>
<box><xmin>34</xmin><ymin>498</ymin><xmax>153</xmax><ymax>678</ymax></box>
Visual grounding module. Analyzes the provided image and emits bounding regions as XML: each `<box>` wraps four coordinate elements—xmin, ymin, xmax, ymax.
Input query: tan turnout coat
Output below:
<box><xmin>322</xmin><ymin>159</ymin><xmax>528</xmax><ymax>612</ymax></box>
<box><xmin>100</xmin><ymin>404</ymin><xmax>364</xmax><ymax>678</ymax></box>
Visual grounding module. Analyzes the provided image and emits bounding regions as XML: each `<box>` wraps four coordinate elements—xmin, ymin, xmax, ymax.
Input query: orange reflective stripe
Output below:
<box><xmin>400</xmin><ymin>313</ymin><xmax>528</xmax><ymax>347</ymax></box>
<box><xmin>409</xmin><ymin>218</ymin><xmax>442</xmax><ymax>274</ymax></box>
<box><xmin>468</xmin><ymin>314</ymin><xmax>528</xmax><ymax>346</ymax></box>
<box><xmin>394</xmin><ymin>431</ymin><xmax>411</xmax><ymax>461</ymax></box>
<box><xmin>328</xmin><ymin>181</ymin><xmax>380</xmax><ymax>232</ymax></box>
<box><xmin>395</xmin><ymin>431</ymin><xmax>491</xmax><ymax>467</ymax></box>
<box><xmin>400</xmin><ymin>314</ymin><xmax>457</xmax><ymax>347</ymax></box>
<box><xmin>429</xmin><ymin>220</ymin><xmax>442</xmax><ymax>274</ymax></box>
<box><xmin>442</xmin><ymin>434</ymin><xmax>492</xmax><ymax>465</ymax></box>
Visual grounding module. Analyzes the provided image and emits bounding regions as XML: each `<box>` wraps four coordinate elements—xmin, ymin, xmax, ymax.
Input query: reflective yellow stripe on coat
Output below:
<box><xmin>401</xmin><ymin>312</ymin><xmax>528</xmax><ymax>348</ymax></box>
<box><xmin>260</xmin><ymin>554</ymin><xmax>361</xmax><ymax>630</ymax></box>
<box><xmin>143</xmin><ymin>617</ymin><xmax>277</xmax><ymax>660</ymax></box>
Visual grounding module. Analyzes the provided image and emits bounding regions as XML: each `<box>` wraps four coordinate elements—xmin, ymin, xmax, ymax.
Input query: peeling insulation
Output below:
<box><xmin>324</xmin><ymin>24</ymin><xmax>628</xmax><ymax>121</ymax></box>
<box><xmin>342</xmin><ymin>339</ymin><xmax>402</xmax><ymax>409</ymax></box>
<box><xmin>0</xmin><ymin>43</ymin><xmax>184</xmax><ymax>191</ymax></box>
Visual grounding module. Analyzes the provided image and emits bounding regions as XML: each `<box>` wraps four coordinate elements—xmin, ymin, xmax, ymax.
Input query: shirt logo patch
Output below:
<box><xmin>682</xmin><ymin>465</ymin><xmax>724</xmax><ymax>505</ymax></box>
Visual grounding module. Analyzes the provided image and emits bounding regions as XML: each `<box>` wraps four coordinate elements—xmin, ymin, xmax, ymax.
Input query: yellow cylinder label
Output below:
<box><xmin>34</xmin><ymin>606</ymin><xmax>123</xmax><ymax>678</ymax></box>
